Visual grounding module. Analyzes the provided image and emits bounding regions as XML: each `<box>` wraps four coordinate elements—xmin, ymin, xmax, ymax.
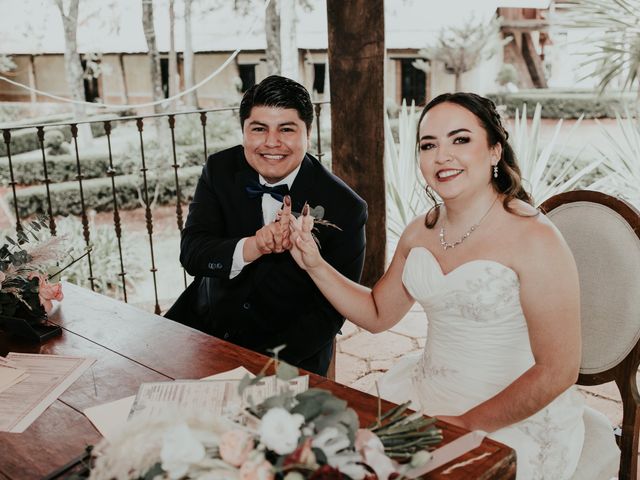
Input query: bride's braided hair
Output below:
<box><xmin>417</xmin><ymin>92</ymin><xmax>535</xmax><ymax>229</ymax></box>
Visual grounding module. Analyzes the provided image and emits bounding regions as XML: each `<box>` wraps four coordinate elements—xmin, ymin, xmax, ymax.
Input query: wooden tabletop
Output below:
<box><xmin>0</xmin><ymin>282</ymin><xmax>516</xmax><ymax>479</ymax></box>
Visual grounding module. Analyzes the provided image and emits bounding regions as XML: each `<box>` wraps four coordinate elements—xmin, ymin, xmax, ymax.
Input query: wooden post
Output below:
<box><xmin>326</xmin><ymin>0</ymin><xmax>385</xmax><ymax>286</ymax></box>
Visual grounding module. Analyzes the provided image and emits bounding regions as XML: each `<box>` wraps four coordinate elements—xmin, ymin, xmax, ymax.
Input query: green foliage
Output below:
<box><xmin>487</xmin><ymin>90</ymin><xmax>635</xmax><ymax>118</ymax></box>
<box><xmin>0</xmin><ymin>151</ymin><xmax>126</xmax><ymax>186</ymax></box>
<box><xmin>0</xmin><ymin>54</ymin><xmax>16</xmax><ymax>74</ymax></box>
<box><xmin>384</xmin><ymin>102</ymin><xmax>433</xmax><ymax>249</ymax></box>
<box><xmin>7</xmin><ymin>166</ymin><xmax>202</xmax><ymax>218</ymax></box>
<box><xmin>564</xmin><ymin>0</ymin><xmax>640</xmax><ymax>96</ymax></box>
<box><xmin>496</xmin><ymin>63</ymin><xmax>518</xmax><ymax>86</ymax></box>
<box><xmin>44</xmin><ymin>129</ymin><xmax>70</xmax><ymax>156</ymax></box>
<box><xmin>0</xmin><ymin>216</ymin><xmax>60</xmax><ymax>321</ymax></box>
<box><xmin>172</xmin><ymin>110</ymin><xmax>241</xmax><ymax>151</ymax></box>
<box><xmin>510</xmin><ymin>103</ymin><xmax>603</xmax><ymax>206</ymax></box>
<box><xmin>0</xmin><ymin>122</ymin><xmax>112</xmax><ymax>157</ymax></box>
<box><xmin>589</xmin><ymin>111</ymin><xmax>640</xmax><ymax>208</ymax></box>
<box><xmin>54</xmin><ymin>215</ymin><xmax>145</xmax><ymax>299</ymax></box>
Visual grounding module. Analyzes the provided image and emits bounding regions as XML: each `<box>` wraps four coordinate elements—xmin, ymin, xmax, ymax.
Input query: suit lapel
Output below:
<box><xmin>289</xmin><ymin>155</ymin><xmax>316</xmax><ymax>214</ymax></box>
<box><xmin>234</xmin><ymin>158</ymin><xmax>265</xmax><ymax>231</ymax></box>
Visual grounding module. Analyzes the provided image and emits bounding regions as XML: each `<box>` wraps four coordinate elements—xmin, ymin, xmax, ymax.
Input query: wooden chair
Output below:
<box><xmin>541</xmin><ymin>190</ymin><xmax>640</xmax><ymax>480</ymax></box>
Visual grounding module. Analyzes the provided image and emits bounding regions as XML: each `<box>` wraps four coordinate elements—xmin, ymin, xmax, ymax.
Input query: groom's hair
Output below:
<box><xmin>239</xmin><ymin>75</ymin><xmax>314</xmax><ymax>130</ymax></box>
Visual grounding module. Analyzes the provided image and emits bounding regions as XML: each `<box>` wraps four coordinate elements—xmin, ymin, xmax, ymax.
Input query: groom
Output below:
<box><xmin>166</xmin><ymin>75</ymin><xmax>367</xmax><ymax>376</ymax></box>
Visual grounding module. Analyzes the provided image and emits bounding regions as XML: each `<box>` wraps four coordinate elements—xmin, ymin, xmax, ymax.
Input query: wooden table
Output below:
<box><xmin>0</xmin><ymin>283</ymin><xmax>516</xmax><ymax>479</ymax></box>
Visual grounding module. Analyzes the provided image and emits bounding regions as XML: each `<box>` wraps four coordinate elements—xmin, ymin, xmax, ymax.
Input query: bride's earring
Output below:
<box><xmin>493</xmin><ymin>164</ymin><xmax>499</xmax><ymax>178</ymax></box>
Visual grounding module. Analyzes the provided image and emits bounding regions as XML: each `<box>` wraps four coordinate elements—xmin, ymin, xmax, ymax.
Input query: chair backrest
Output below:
<box><xmin>541</xmin><ymin>190</ymin><xmax>640</xmax><ymax>480</ymax></box>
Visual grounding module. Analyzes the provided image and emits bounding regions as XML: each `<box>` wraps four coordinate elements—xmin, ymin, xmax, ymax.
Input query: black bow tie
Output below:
<box><xmin>245</xmin><ymin>179</ymin><xmax>289</xmax><ymax>202</ymax></box>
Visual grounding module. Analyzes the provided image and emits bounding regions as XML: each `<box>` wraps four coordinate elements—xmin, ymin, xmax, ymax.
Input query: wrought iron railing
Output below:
<box><xmin>0</xmin><ymin>102</ymin><xmax>330</xmax><ymax>314</ymax></box>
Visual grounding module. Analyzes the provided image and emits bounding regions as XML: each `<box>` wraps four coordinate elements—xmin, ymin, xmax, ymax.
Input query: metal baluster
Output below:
<box><xmin>70</xmin><ymin>124</ymin><xmax>96</xmax><ymax>291</ymax></box>
<box><xmin>199</xmin><ymin>112</ymin><xmax>208</xmax><ymax>164</ymax></box>
<box><xmin>136</xmin><ymin>118</ymin><xmax>161</xmax><ymax>314</ymax></box>
<box><xmin>104</xmin><ymin>121</ymin><xmax>128</xmax><ymax>302</ymax></box>
<box><xmin>2</xmin><ymin>129</ymin><xmax>23</xmax><ymax>234</ymax></box>
<box><xmin>167</xmin><ymin>115</ymin><xmax>187</xmax><ymax>288</ymax></box>
<box><xmin>36</xmin><ymin>127</ymin><xmax>57</xmax><ymax>236</ymax></box>
<box><xmin>314</xmin><ymin>103</ymin><xmax>324</xmax><ymax>161</ymax></box>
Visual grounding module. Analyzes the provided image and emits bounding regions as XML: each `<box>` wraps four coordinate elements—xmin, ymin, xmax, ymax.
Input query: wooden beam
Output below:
<box><xmin>502</xmin><ymin>19</ymin><xmax>550</xmax><ymax>31</ymax></box>
<box><xmin>326</xmin><ymin>0</ymin><xmax>385</xmax><ymax>287</ymax></box>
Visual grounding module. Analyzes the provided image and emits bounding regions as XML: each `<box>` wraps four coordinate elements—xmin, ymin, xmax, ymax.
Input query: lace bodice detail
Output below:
<box><xmin>379</xmin><ymin>247</ymin><xmax>591</xmax><ymax>479</ymax></box>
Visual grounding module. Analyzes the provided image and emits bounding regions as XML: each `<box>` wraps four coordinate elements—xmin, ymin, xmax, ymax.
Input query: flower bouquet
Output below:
<box><xmin>85</xmin><ymin>351</ymin><xmax>443</xmax><ymax>480</ymax></box>
<box><xmin>0</xmin><ymin>217</ymin><xmax>87</xmax><ymax>342</ymax></box>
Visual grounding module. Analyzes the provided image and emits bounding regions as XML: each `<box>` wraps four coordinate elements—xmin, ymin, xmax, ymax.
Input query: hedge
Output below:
<box><xmin>7</xmin><ymin>165</ymin><xmax>202</xmax><ymax>218</ymax></box>
<box><xmin>0</xmin><ymin>118</ymin><xmax>116</xmax><ymax>157</ymax></box>
<box><xmin>486</xmin><ymin>90</ymin><xmax>636</xmax><ymax>119</ymax></box>
<box><xmin>0</xmin><ymin>151</ymin><xmax>126</xmax><ymax>186</ymax></box>
<box><xmin>0</xmin><ymin>142</ymin><xmax>218</xmax><ymax>187</ymax></box>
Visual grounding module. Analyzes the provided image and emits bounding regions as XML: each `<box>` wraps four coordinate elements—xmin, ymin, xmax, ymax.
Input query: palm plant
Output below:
<box><xmin>590</xmin><ymin>111</ymin><xmax>640</xmax><ymax>208</ymax></box>
<box><xmin>384</xmin><ymin>102</ymin><xmax>432</xmax><ymax>253</ymax></box>
<box><xmin>564</xmin><ymin>0</ymin><xmax>640</xmax><ymax>109</ymax></box>
<box><xmin>510</xmin><ymin>103</ymin><xmax>602</xmax><ymax>206</ymax></box>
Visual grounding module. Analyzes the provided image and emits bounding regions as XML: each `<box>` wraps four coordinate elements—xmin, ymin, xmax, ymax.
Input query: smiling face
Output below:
<box><xmin>418</xmin><ymin>101</ymin><xmax>501</xmax><ymax>202</ymax></box>
<box><xmin>242</xmin><ymin>106</ymin><xmax>310</xmax><ymax>184</ymax></box>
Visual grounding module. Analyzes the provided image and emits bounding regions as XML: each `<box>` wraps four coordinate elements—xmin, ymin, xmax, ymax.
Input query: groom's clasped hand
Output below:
<box><xmin>263</xmin><ymin>196</ymin><xmax>319</xmax><ymax>266</ymax></box>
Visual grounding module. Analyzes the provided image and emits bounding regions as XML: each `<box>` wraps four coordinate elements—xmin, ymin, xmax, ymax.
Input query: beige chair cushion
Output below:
<box><xmin>547</xmin><ymin>201</ymin><xmax>640</xmax><ymax>374</ymax></box>
<box><xmin>570</xmin><ymin>407</ymin><xmax>620</xmax><ymax>480</ymax></box>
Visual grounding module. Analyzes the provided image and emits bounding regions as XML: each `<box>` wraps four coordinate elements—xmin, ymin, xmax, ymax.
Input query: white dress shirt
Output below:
<box><xmin>229</xmin><ymin>165</ymin><xmax>301</xmax><ymax>279</ymax></box>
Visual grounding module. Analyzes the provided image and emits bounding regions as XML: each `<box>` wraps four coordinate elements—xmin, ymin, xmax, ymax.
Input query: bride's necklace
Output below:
<box><xmin>439</xmin><ymin>196</ymin><xmax>499</xmax><ymax>250</ymax></box>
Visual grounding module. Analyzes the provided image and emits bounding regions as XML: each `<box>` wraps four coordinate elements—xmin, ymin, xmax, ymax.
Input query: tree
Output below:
<box><xmin>225</xmin><ymin>0</ymin><xmax>309</xmax><ymax>78</ymax></box>
<box><xmin>0</xmin><ymin>55</ymin><xmax>16</xmax><ymax>74</ymax></box>
<box><xmin>564</xmin><ymin>0</ymin><xmax>640</xmax><ymax>110</ymax></box>
<box><xmin>413</xmin><ymin>15</ymin><xmax>509</xmax><ymax>92</ymax></box>
<box><xmin>168</xmin><ymin>0</ymin><xmax>179</xmax><ymax>109</ymax></box>
<box><xmin>141</xmin><ymin>0</ymin><xmax>164</xmax><ymax>116</ymax></box>
<box><xmin>53</xmin><ymin>0</ymin><xmax>92</xmax><ymax>147</ymax></box>
<box><xmin>183</xmin><ymin>0</ymin><xmax>198</xmax><ymax>107</ymax></box>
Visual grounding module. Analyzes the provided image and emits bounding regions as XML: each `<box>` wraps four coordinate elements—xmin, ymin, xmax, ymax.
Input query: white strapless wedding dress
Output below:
<box><xmin>379</xmin><ymin>247</ymin><xmax>588</xmax><ymax>479</ymax></box>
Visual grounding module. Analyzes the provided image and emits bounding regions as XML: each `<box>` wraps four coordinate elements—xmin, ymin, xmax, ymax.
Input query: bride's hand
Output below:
<box><xmin>289</xmin><ymin>203</ymin><xmax>322</xmax><ymax>271</ymax></box>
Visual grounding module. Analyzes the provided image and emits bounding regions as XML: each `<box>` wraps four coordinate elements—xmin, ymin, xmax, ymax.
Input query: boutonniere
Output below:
<box><xmin>291</xmin><ymin>204</ymin><xmax>340</xmax><ymax>231</ymax></box>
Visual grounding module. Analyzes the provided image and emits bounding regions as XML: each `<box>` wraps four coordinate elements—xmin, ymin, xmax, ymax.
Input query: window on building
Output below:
<box><xmin>400</xmin><ymin>58</ymin><xmax>426</xmax><ymax>106</ymax></box>
<box><xmin>238</xmin><ymin>64</ymin><xmax>257</xmax><ymax>92</ymax></box>
<box><xmin>80</xmin><ymin>57</ymin><xmax>100</xmax><ymax>103</ymax></box>
<box><xmin>160</xmin><ymin>57</ymin><xmax>169</xmax><ymax>98</ymax></box>
<box><xmin>313</xmin><ymin>63</ymin><xmax>326</xmax><ymax>94</ymax></box>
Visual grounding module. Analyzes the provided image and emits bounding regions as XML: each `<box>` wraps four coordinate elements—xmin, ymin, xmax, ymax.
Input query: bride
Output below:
<box><xmin>286</xmin><ymin>92</ymin><xmax>618</xmax><ymax>479</ymax></box>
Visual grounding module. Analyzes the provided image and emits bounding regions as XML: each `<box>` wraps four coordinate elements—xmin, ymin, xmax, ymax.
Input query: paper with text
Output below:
<box><xmin>0</xmin><ymin>356</ymin><xmax>29</xmax><ymax>394</ymax></box>
<box><xmin>0</xmin><ymin>353</ymin><xmax>95</xmax><ymax>433</ymax></box>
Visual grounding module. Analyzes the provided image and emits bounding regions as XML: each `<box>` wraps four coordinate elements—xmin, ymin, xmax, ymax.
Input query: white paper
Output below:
<box><xmin>129</xmin><ymin>373</ymin><xmax>309</xmax><ymax>422</ymax></box>
<box><xmin>83</xmin><ymin>367</ymin><xmax>256</xmax><ymax>440</ymax></box>
<box><xmin>84</xmin><ymin>366</ymin><xmax>253</xmax><ymax>440</ymax></box>
<box><xmin>0</xmin><ymin>356</ymin><xmax>29</xmax><ymax>394</ymax></box>
<box><xmin>0</xmin><ymin>353</ymin><xmax>95</xmax><ymax>433</ymax></box>
<box><xmin>404</xmin><ymin>430</ymin><xmax>487</xmax><ymax>478</ymax></box>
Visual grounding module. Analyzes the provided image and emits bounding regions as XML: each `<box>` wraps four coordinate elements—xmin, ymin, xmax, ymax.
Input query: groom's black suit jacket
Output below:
<box><xmin>165</xmin><ymin>145</ymin><xmax>367</xmax><ymax>375</ymax></box>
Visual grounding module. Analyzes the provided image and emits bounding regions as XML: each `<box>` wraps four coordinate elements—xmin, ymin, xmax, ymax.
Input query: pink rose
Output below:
<box><xmin>240</xmin><ymin>453</ymin><xmax>274</xmax><ymax>480</ymax></box>
<box><xmin>219</xmin><ymin>429</ymin><xmax>255</xmax><ymax>467</ymax></box>
<box><xmin>28</xmin><ymin>272</ymin><xmax>63</xmax><ymax>314</ymax></box>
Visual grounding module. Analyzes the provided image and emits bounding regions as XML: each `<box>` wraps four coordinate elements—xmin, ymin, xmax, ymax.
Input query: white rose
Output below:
<box><xmin>161</xmin><ymin>422</ymin><xmax>206</xmax><ymax>479</ymax></box>
<box><xmin>258</xmin><ymin>408</ymin><xmax>304</xmax><ymax>455</ymax></box>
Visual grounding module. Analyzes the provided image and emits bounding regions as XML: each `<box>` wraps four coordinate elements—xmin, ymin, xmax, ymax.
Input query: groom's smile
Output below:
<box><xmin>243</xmin><ymin>106</ymin><xmax>310</xmax><ymax>184</ymax></box>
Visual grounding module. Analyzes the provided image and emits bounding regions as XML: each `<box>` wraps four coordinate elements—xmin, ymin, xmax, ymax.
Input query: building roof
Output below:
<box><xmin>0</xmin><ymin>0</ymin><xmax>552</xmax><ymax>55</ymax></box>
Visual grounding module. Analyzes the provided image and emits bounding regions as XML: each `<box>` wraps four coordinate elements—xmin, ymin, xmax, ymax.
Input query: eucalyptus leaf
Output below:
<box><xmin>291</xmin><ymin>397</ymin><xmax>322</xmax><ymax>421</ymax></box>
<box><xmin>276</xmin><ymin>361</ymin><xmax>299</xmax><ymax>381</ymax></box>
<box><xmin>267</xmin><ymin>344</ymin><xmax>287</xmax><ymax>357</ymax></box>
